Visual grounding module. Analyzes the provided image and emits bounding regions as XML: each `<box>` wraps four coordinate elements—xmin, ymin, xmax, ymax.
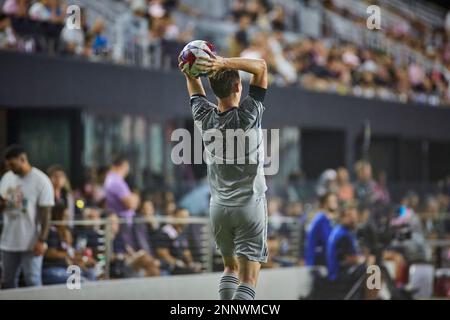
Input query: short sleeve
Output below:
<box><xmin>113</xmin><ymin>179</ymin><xmax>132</xmax><ymax>201</ymax></box>
<box><xmin>38</xmin><ymin>175</ymin><xmax>55</xmax><ymax>207</ymax></box>
<box><xmin>249</xmin><ymin>85</ymin><xmax>267</xmax><ymax>103</ymax></box>
<box><xmin>190</xmin><ymin>94</ymin><xmax>214</xmax><ymax>122</ymax></box>
<box><xmin>238</xmin><ymin>86</ymin><xmax>266</xmax><ymax>129</ymax></box>
<box><xmin>0</xmin><ymin>173</ymin><xmax>7</xmax><ymax>197</ymax></box>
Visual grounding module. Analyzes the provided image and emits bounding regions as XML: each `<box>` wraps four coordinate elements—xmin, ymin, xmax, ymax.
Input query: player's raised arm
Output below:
<box><xmin>198</xmin><ymin>56</ymin><xmax>268</xmax><ymax>89</ymax></box>
<box><xmin>179</xmin><ymin>60</ymin><xmax>206</xmax><ymax>97</ymax></box>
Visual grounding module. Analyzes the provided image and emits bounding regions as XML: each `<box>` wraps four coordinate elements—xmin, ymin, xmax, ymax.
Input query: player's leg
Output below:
<box><xmin>232</xmin><ymin>196</ymin><xmax>268</xmax><ymax>300</ymax></box>
<box><xmin>210</xmin><ymin>203</ymin><xmax>239</xmax><ymax>300</ymax></box>
<box><xmin>232</xmin><ymin>257</ymin><xmax>261</xmax><ymax>300</ymax></box>
<box><xmin>220</xmin><ymin>256</ymin><xmax>239</xmax><ymax>300</ymax></box>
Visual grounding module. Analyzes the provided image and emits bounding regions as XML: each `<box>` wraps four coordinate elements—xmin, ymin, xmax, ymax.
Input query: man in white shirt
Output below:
<box><xmin>0</xmin><ymin>145</ymin><xmax>54</xmax><ymax>289</ymax></box>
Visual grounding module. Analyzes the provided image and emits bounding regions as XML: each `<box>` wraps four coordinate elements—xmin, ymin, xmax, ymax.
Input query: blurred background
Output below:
<box><xmin>1</xmin><ymin>0</ymin><xmax>450</xmax><ymax>299</ymax></box>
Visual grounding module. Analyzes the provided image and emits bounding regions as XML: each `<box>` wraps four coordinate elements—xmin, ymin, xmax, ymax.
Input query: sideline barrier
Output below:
<box><xmin>0</xmin><ymin>267</ymin><xmax>312</xmax><ymax>300</ymax></box>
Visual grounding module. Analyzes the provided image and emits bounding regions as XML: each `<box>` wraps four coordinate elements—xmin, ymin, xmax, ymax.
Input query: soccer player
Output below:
<box><xmin>179</xmin><ymin>55</ymin><xmax>268</xmax><ymax>300</ymax></box>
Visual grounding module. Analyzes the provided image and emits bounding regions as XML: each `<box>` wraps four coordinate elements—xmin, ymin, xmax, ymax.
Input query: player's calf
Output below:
<box><xmin>219</xmin><ymin>256</ymin><xmax>239</xmax><ymax>300</ymax></box>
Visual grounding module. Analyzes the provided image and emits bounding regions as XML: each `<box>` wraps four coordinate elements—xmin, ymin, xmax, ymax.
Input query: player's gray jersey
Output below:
<box><xmin>191</xmin><ymin>86</ymin><xmax>267</xmax><ymax>206</ymax></box>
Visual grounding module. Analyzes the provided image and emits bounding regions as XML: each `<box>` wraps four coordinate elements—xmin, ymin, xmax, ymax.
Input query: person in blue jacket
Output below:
<box><xmin>305</xmin><ymin>192</ymin><xmax>339</xmax><ymax>266</ymax></box>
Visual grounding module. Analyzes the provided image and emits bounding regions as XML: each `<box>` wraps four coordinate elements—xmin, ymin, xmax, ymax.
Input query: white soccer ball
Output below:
<box><xmin>179</xmin><ymin>40</ymin><xmax>217</xmax><ymax>78</ymax></box>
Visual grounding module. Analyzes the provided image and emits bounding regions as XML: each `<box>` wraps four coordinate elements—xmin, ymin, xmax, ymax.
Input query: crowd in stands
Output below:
<box><xmin>0</xmin><ymin>141</ymin><xmax>449</xmax><ymax>297</ymax></box>
<box><xmin>2</xmin><ymin>0</ymin><xmax>450</xmax><ymax>106</ymax></box>
<box><xmin>0</xmin><ymin>146</ymin><xmax>206</xmax><ymax>289</ymax></box>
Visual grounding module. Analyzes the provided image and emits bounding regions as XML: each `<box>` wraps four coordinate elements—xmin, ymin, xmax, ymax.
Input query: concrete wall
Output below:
<box><xmin>2</xmin><ymin>51</ymin><xmax>450</xmax><ymax>140</ymax></box>
<box><xmin>0</xmin><ymin>267</ymin><xmax>312</xmax><ymax>300</ymax></box>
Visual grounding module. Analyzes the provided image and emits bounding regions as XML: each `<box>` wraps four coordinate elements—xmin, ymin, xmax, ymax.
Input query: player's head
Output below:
<box><xmin>209</xmin><ymin>69</ymin><xmax>242</xmax><ymax>101</ymax></box>
<box><xmin>4</xmin><ymin>144</ymin><xmax>29</xmax><ymax>176</ymax></box>
<box><xmin>111</xmin><ymin>154</ymin><xmax>130</xmax><ymax>177</ymax></box>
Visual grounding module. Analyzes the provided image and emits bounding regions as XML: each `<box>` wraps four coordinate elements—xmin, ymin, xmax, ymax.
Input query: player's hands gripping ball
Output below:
<box><xmin>178</xmin><ymin>40</ymin><xmax>217</xmax><ymax>78</ymax></box>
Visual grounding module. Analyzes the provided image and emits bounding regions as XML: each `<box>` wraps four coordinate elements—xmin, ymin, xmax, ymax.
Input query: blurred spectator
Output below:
<box><xmin>267</xmin><ymin>196</ymin><xmax>283</xmax><ymax>233</ymax></box>
<box><xmin>113</xmin><ymin>0</ymin><xmax>149</xmax><ymax>65</ymax></box>
<box><xmin>73</xmin><ymin>207</ymin><xmax>104</xmax><ymax>279</ymax></box>
<box><xmin>29</xmin><ymin>0</ymin><xmax>65</xmax><ymax>22</ymax></box>
<box><xmin>109</xmin><ymin>213</ymin><xmax>160</xmax><ymax>278</ymax></box>
<box><xmin>2</xmin><ymin>0</ymin><xmax>28</xmax><ymax>17</ymax></box>
<box><xmin>87</xmin><ymin>18</ymin><xmax>110</xmax><ymax>57</ymax></box>
<box><xmin>42</xmin><ymin>204</ymin><xmax>97</xmax><ymax>284</ymax></box>
<box><xmin>132</xmin><ymin>199</ymin><xmax>159</xmax><ymax>256</ymax></box>
<box><xmin>422</xmin><ymin>196</ymin><xmax>446</xmax><ymax>239</ymax></box>
<box><xmin>353</xmin><ymin>161</ymin><xmax>376</xmax><ymax>205</ymax></box>
<box><xmin>0</xmin><ymin>145</ymin><xmax>54</xmax><ymax>289</ymax></box>
<box><xmin>153</xmin><ymin>208</ymin><xmax>201</xmax><ymax>274</ymax></box>
<box><xmin>392</xmin><ymin>200</ymin><xmax>431</xmax><ymax>263</ymax></box>
<box><xmin>327</xmin><ymin>202</ymin><xmax>376</xmax><ymax>299</ymax></box>
<box><xmin>0</xmin><ymin>14</ymin><xmax>16</xmax><ymax>49</ymax></box>
<box><xmin>59</xmin><ymin>6</ymin><xmax>87</xmax><ymax>56</ymax></box>
<box><xmin>373</xmin><ymin>171</ymin><xmax>391</xmax><ymax>205</ymax></box>
<box><xmin>316</xmin><ymin>169</ymin><xmax>337</xmax><ymax>197</ymax></box>
<box><xmin>336</xmin><ymin>167</ymin><xmax>354</xmax><ymax>202</ymax></box>
<box><xmin>229</xmin><ymin>14</ymin><xmax>251</xmax><ymax>57</ymax></box>
<box><xmin>305</xmin><ymin>192</ymin><xmax>338</xmax><ymax>266</ymax></box>
<box><xmin>163</xmin><ymin>199</ymin><xmax>176</xmax><ymax>216</ymax></box>
<box><xmin>82</xmin><ymin>166</ymin><xmax>108</xmax><ymax>208</ymax></box>
<box><xmin>47</xmin><ymin>164</ymin><xmax>75</xmax><ymax>221</ymax></box>
<box><xmin>104</xmin><ymin>155</ymin><xmax>140</xmax><ymax>252</ymax></box>
<box><xmin>42</xmin><ymin>204</ymin><xmax>73</xmax><ymax>284</ymax></box>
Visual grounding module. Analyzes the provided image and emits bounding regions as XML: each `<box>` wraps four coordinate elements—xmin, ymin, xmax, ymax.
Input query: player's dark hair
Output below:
<box><xmin>4</xmin><ymin>144</ymin><xmax>26</xmax><ymax>160</ymax></box>
<box><xmin>112</xmin><ymin>154</ymin><xmax>128</xmax><ymax>167</ymax></box>
<box><xmin>209</xmin><ymin>69</ymin><xmax>240</xmax><ymax>99</ymax></box>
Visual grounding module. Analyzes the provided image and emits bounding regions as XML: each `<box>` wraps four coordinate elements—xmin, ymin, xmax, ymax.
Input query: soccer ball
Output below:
<box><xmin>179</xmin><ymin>40</ymin><xmax>216</xmax><ymax>78</ymax></box>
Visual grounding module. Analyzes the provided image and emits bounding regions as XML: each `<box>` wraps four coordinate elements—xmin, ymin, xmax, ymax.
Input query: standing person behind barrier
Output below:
<box><xmin>104</xmin><ymin>155</ymin><xmax>140</xmax><ymax>254</ymax></box>
<box><xmin>47</xmin><ymin>165</ymin><xmax>75</xmax><ymax>222</ymax></box>
<box><xmin>0</xmin><ymin>145</ymin><xmax>54</xmax><ymax>289</ymax></box>
<box><xmin>304</xmin><ymin>192</ymin><xmax>338</xmax><ymax>266</ymax></box>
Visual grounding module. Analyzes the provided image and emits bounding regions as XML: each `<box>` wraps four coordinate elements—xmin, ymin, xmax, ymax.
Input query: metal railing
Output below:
<box><xmin>0</xmin><ymin>212</ymin><xmax>449</xmax><ymax>284</ymax></box>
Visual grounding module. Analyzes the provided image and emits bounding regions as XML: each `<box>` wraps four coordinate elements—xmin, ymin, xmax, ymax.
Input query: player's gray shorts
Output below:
<box><xmin>210</xmin><ymin>196</ymin><xmax>268</xmax><ymax>263</ymax></box>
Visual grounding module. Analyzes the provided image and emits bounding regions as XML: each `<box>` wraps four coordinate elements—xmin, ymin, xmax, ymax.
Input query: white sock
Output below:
<box><xmin>219</xmin><ymin>273</ymin><xmax>239</xmax><ymax>300</ymax></box>
<box><xmin>232</xmin><ymin>282</ymin><xmax>256</xmax><ymax>300</ymax></box>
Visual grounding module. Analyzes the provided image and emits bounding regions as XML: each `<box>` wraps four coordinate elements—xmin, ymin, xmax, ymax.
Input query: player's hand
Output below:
<box><xmin>196</xmin><ymin>56</ymin><xmax>226</xmax><ymax>76</ymax></box>
<box><xmin>178</xmin><ymin>60</ymin><xmax>197</xmax><ymax>79</ymax></box>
